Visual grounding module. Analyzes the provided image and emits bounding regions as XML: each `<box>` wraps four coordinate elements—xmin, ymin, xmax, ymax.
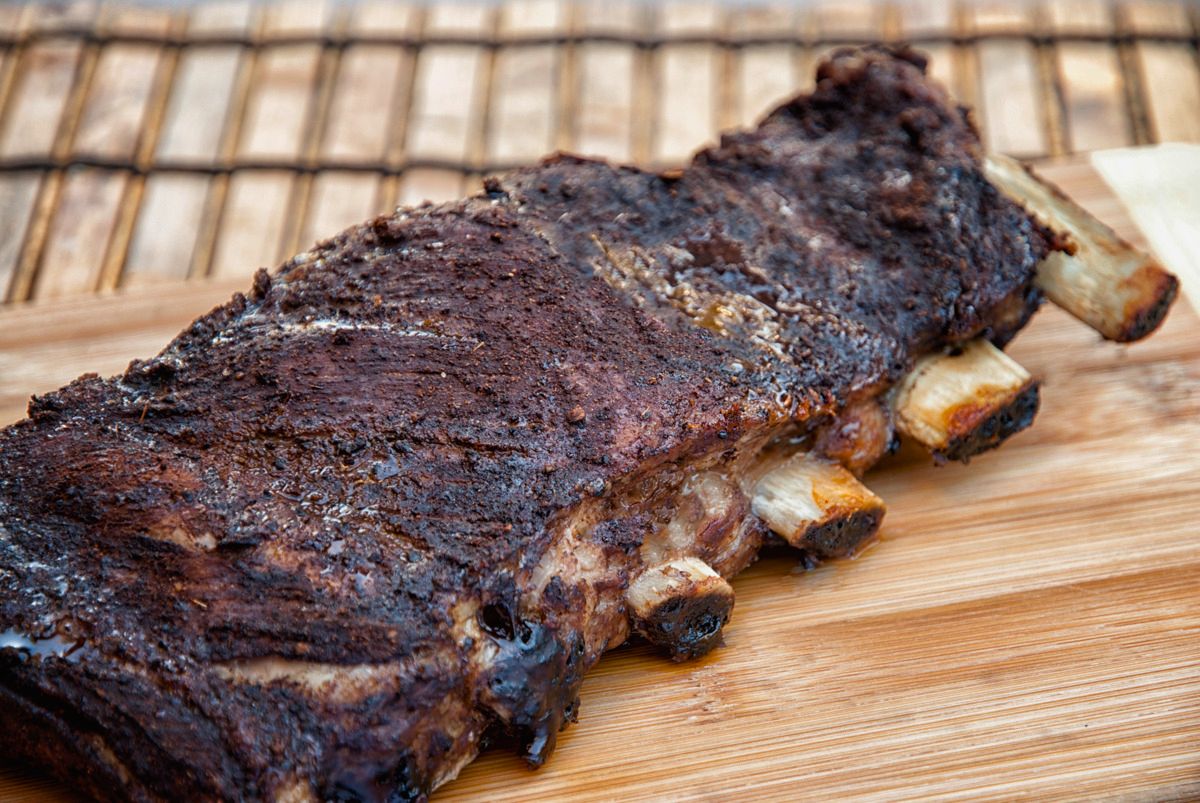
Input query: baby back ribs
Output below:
<box><xmin>0</xmin><ymin>46</ymin><xmax>1176</xmax><ymax>801</ymax></box>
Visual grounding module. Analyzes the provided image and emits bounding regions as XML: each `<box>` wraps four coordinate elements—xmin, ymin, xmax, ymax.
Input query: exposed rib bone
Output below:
<box><xmin>751</xmin><ymin>453</ymin><xmax>885</xmax><ymax>559</ymax></box>
<box><xmin>624</xmin><ymin>557</ymin><xmax>734</xmax><ymax>661</ymax></box>
<box><xmin>985</xmin><ymin>153</ymin><xmax>1178</xmax><ymax>342</ymax></box>
<box><xmin>893</xmin><ymin>338</ymin><xmax>1038</xmax><ymax>462</ymax></box>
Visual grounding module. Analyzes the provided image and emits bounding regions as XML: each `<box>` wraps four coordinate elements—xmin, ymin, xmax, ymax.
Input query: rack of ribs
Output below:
<box><xmin>0</xmin><ymin>46</ymin><xmax>1177</xmax><ymax>801</ymax></box>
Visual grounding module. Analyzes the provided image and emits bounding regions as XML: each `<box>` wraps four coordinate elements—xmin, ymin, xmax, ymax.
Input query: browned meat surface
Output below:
<box><xmin>0</xmin><ymin>47</ymin><xmax>1060</xmax><ymax>801</ymax></box>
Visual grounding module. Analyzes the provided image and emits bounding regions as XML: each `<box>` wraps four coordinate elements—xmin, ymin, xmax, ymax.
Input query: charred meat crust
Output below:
<box><xmin>499</xmin><ymin>52</ymin><xmax>1055</xmax><ymax>400</ymax></box>
<box><xmin>0</xmin><ymin>681</ymin><xmax>148</xmax><ymax>803</ymax></box>
<box><xmin>0</xmin><ymin>46</ymin><xmax>1059</xmax><ymax>801</ymax></box>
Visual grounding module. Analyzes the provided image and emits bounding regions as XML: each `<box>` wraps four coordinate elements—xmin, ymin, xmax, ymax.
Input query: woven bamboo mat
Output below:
<box><xmin>0</xmin><ymin>0</ymin><xmax>1198</xmax><ymax>304</ymax></box>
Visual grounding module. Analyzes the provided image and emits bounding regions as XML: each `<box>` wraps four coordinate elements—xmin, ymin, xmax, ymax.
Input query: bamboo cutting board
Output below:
<box><xmin>0</xmin><ymin>154</ymin><xmax>1198</xmax><ymax>801</ymax></box>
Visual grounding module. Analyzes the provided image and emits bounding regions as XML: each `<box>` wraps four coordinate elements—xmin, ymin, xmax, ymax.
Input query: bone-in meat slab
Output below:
<box><xmin>0</xmin><ymin>47</ymin><xmax>1174</xmax><ymax>802</ymax></box>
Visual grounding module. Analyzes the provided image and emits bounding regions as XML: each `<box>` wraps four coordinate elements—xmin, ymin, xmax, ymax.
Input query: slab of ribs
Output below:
<box><xmin>0</xmin><ymin>46</ymin><xmax>1177</xmax><ymax>801</ymax></box>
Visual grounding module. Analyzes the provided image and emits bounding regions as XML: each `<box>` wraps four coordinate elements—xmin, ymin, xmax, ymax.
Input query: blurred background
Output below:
<box><xmin>0</xmin><ymin>0</ymin><xmax>1198</xmax><ymax>304</ymax></box>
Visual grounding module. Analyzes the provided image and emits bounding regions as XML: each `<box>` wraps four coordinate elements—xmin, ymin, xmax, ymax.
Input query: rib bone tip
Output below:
<box><xmin>984</xmin><ymin>153</ymin><xmax>1178</xmax><ymax>342</ymax></box>
<box><xmin>751</xmin><ymin>453</ymin><xmax>885</xmax><ymax>559</ymax></box>
<box><xmin>893</xmin><ymin>338</ymin><xmax>1038</xmax><ymax>463</ymax></box>
<box><xmin>624</xmin><ymin>557</ymin><xmax>734</xmax><ymax>662</ymax></box>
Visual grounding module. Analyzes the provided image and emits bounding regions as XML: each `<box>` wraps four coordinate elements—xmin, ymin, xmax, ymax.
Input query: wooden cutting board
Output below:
<box><xmin>1</xmin><ymin>153</ymin><xmax>1198</xmax><ymax>802</ymax></box>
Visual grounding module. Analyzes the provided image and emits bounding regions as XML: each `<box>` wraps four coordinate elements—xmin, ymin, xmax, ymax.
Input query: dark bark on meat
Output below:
<box><xmin>0</xmin><ymin>47</ymin><xmax>1058</xmax><ymax>801</ymax></box>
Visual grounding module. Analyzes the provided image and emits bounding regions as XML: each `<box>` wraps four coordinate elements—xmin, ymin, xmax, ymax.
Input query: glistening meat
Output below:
<box><xmin>0</xmin><ymin>46</ymin><xmax>1176</xmax><ymax>802</ymax></box>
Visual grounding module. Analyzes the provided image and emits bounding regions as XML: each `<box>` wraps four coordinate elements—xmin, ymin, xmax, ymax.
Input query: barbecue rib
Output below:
<box><xmin>0</xmin><ymin>46</ymin><xmax>1176</xmax><ymax>802</ymax></box>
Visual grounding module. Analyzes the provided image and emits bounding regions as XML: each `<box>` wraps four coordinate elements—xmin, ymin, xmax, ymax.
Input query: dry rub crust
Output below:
<box><xmin>0</xmin><ymin>46</ymin><xmax>1061</xmax><ymax>801</ymax></box>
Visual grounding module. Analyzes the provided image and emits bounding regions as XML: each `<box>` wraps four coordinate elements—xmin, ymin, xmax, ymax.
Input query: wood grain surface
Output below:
<box><xmin>0</xmin><ymin>154</ymin><xmax>1197</xmax><ymax>801</ymax></box>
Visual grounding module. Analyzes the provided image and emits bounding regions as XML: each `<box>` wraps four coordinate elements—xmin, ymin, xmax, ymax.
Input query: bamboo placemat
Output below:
<box><xmin>0</xmin><ymin>0</ymin><xmax>1198</xmax><ymax>304</ymax></box>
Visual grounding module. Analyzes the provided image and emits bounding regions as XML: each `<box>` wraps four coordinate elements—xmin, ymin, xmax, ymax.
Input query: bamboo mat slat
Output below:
<box><xmin>489</xmin><ymin>0</ymin><xmax>562</xmax><ymax>165</ymax></box>
<box><xmin>400</xmin><ymin>4</ymin><xmax>489</xmax><ymax>204</ymax></box>
<box><xmin>655</xmin><ymin>3</ymin><xmax>723</xmax><ymax>163</ymax></box>
<box><xmin>574</xmin><ymin>3</ymin><xmax>637</xmax><ymax>160</ymax></box>
<box><xmin>0</xmin><ymin>39</ymin><xmax>84</xmax><ymax>159</ymax></box>
<box><xmin>1052</xmin><ymin>0</ymin><xmax>1132</xmax><ymax>153</ymax></box>
<box><xmin>1124</xmin><ymin>1</ymin><xmax>1200</xmax><ymax>142</ymax></box>
<box><xmin>320</xmin><ymin>5</ymin><xmax>413</xmax><ymax>220</ymax></box>
<box><xmin>0</xmin><ymin>0</ymin><xmax>1199</xmax><ymax>302</ymax></box>
<box><xmin>209</xmin><ymin>2</ymin><xmax>329</xmax><ymax>278</ymax></box>
<box><xmin>0</xmin><ymin>173</ymin><xmax>38</xmax><ymax>295</ymax></box>
<box><xmin>121</xmin><ymin>6</ymin><xmax>246</xmax><ymax>285</ymax></box>
<box><xmin>731</xmin><ymin>6</ymin><xmax>800</xmax><ymax>129</ymax></box>
<box><xmin>898</xmin><ymin>3</ymin><xmax>955</xmax><ymax>96</ymax></box>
